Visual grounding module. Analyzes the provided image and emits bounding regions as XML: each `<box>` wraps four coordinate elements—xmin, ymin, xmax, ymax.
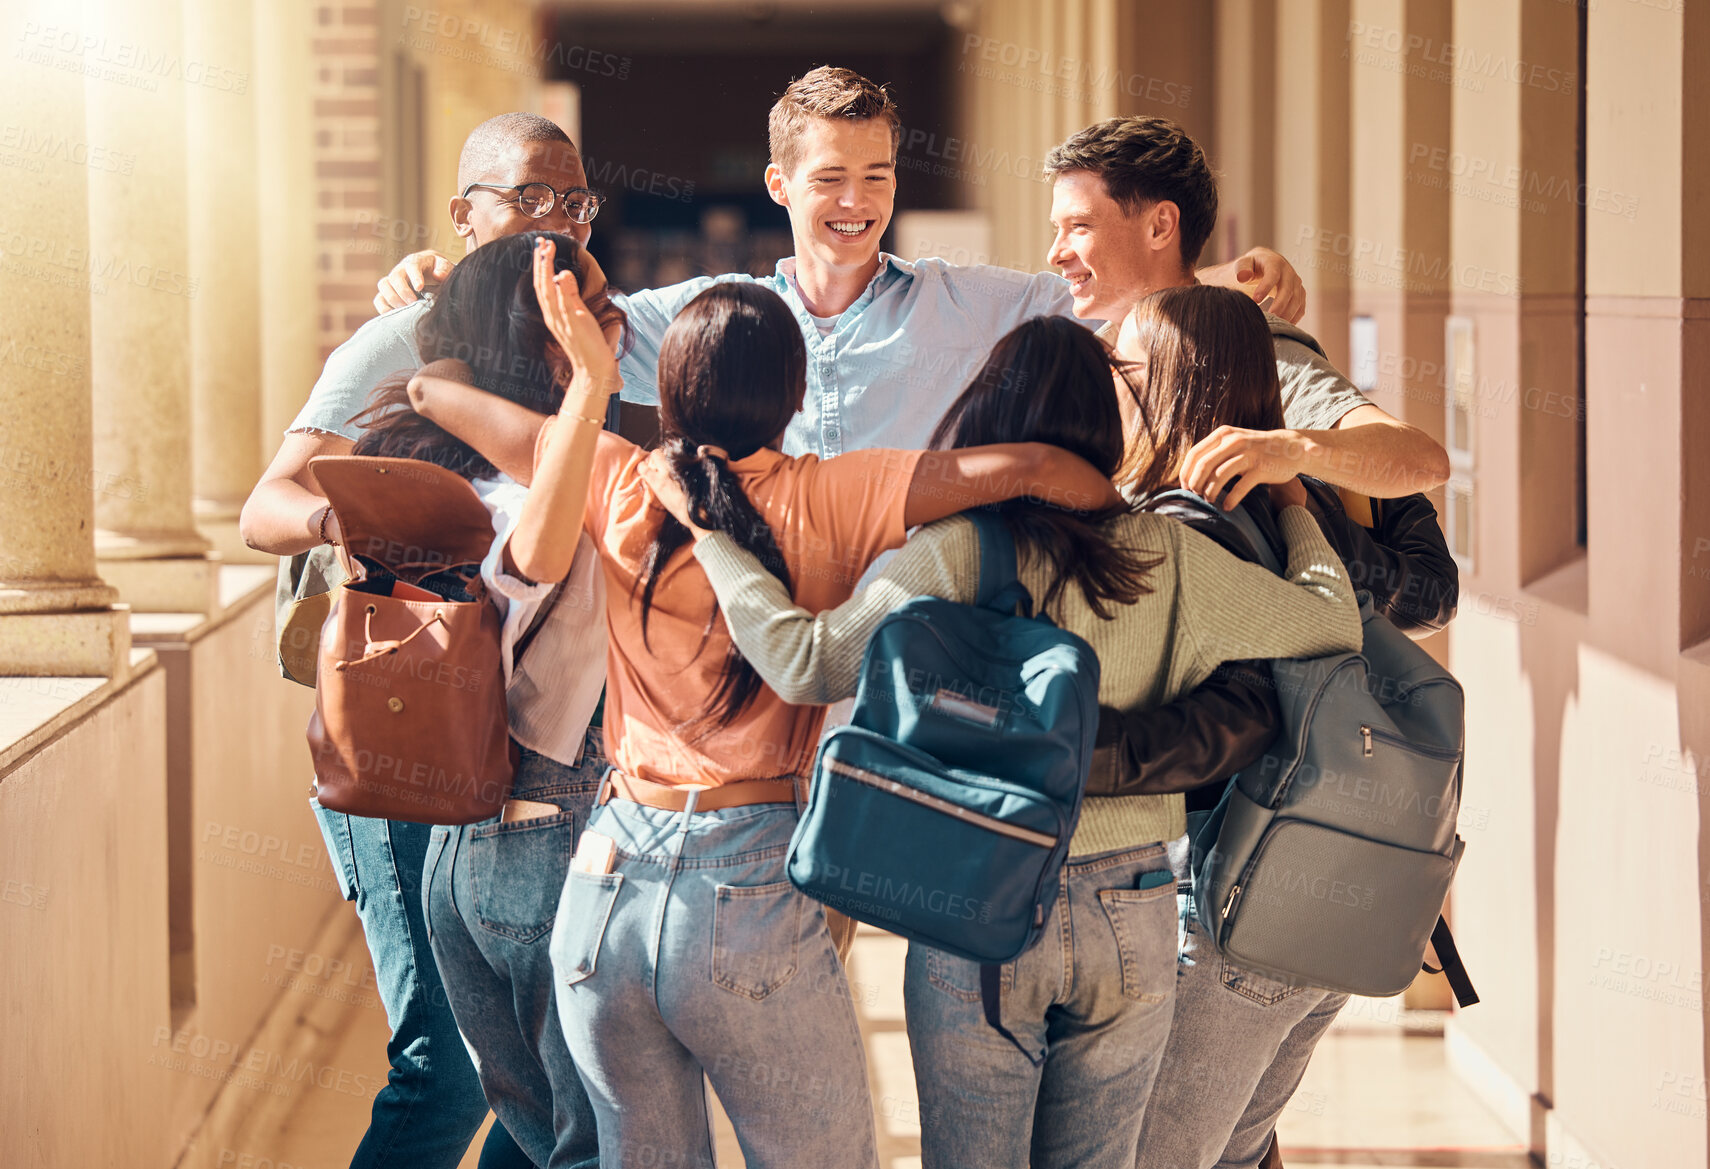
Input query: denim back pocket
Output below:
<box><xmin>469</xmin><ymin>809</ymin><xmax>578</xmax><ymax>943</ymax></box>
<box><xmin>1097</xmin><ymin>880</ymin><xmax>1177</xmax><ymax>1004</ymax></box>
<box><xmin>1219</xmin><ymin>956</ymin><xmax>1309</xmax><ymax>1006</ymax></box>
<box><xmin>552</xmin><ymin>869</ymin><xmax>625</xmax><ymax>988</ymax></box>
<box><xmin>918</xmin><ymin>944</ymin><xmax>1014</xmax><ymax>1003</ymax></box>
<box><xmin>712</xmin><ymin>880</ymin><xmax>803</xmax><ymax>1001</ymax></box>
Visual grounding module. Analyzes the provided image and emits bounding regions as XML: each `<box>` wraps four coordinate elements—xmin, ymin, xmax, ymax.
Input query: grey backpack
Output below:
<box><xmin>1191</xmin><ymin>503</ymin><xmax>1477</xmax><ymax>1005</ymax></box>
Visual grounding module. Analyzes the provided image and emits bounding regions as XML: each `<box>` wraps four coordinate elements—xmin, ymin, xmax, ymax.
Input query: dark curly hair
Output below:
<box><xmin>348</xmin><ymin>230</ymin><xmax>626</xmax><ymax>479</ymax></box>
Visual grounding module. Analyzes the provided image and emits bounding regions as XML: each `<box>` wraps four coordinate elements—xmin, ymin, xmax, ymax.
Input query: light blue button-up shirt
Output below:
<box><xmin>614</xmin><ymin>254</ymin><xmax>1080</xmax><ymax>458</ymax></box>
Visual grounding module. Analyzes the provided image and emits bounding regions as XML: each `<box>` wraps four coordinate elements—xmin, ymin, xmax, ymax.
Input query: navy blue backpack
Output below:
<box><xmin>787</xmin><ymin>511</ymin><xmax>1101</xmax><ymax>1060</ymax></box>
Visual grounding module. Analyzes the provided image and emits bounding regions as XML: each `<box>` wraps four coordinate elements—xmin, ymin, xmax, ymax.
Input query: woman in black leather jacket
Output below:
<box><xmin>1088</xmin><ymin>332</ymin><xmax>1458</xmax><ymax>806</ymax></box>
<box><xmin>1092</xmin><ymin>285</ymin><xmax>1460</xmax><ymax>1169</ymax></box>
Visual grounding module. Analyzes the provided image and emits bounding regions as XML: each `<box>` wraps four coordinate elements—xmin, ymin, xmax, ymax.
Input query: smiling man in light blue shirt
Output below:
<box><xmin>612</xmin><ymin>66</ymin><xmax>1288</xmax><ymax>459</ymax></box>
<box><xmin>377</xmin><ymin>66</ymin><xmax>1295</xmax><ymax>461</ymax></box>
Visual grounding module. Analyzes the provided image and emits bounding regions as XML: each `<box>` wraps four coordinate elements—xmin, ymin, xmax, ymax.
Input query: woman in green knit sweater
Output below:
<box><xmin>638</xmin><ymin>287</ymin><xmax>1364</xmax><ymax>1169</ymax></box>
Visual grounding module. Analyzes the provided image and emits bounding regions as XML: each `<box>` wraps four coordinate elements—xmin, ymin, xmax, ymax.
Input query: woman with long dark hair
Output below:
<box><xmin>643</xmin><ymin>304</ymin><xmax>1367</xmax><ymax>1169</ymax></box>
<box><xmin>403</xmin><ymin>236</ymin><xmax>1124</xmax><ymax>1168</ymax></box>
<box><xmin>1107</xmin><ymin>288</ymin><xmax>1457</xmax><ymax>1169</ymax></box>
<box><xmin>347</xmin><ymin>228</ymin><xmax>622</xmax><ymax>1169</ymax></box>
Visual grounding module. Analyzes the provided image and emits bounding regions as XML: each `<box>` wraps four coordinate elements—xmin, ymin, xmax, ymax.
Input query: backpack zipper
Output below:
<box><xmin>1364</xmin><ymin>725</ymin><xmax>1462</xmax><ymax>760</ymax></box>
<box><xmin>822</xmin><ymin>756</ymin><xmax>1059</xmax><ymax>849</ymax></box>
<box><xmin>1361</xmin><ymin>725</ymin><xmax>1373</xmax><ymax>757</ymax></box>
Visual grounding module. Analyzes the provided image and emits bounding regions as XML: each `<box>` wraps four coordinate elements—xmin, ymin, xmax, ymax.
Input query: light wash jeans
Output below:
<box><xmin>550</xmin><ymin>797</ymin><xmax>879</xmax><ymax>1169</ymax></box>
<box><xmin>311</xmin><ymin>801</ymin><xmax>531</xmax><ymax>1169</ymax></box>
<box><xmin>1134</xmin><ymin>897</ymin><xmax>1348</xmax><ymax>1169</ymax></box>
<box><xmin>903</xmin><ymin>841</ymin><xmax>1179</xmax><ymax>1169</ymax></box>
<box><xmin>424</xmin><ymin>733</ymin><xmax>605</xmax><ymax>1168</ymax></box>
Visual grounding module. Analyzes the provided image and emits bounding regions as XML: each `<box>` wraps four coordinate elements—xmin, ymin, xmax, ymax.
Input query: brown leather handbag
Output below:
<box><xmin>305</xmin><ymin>456</ymin><xmax>515</xmax><ymax>824</ymax></box>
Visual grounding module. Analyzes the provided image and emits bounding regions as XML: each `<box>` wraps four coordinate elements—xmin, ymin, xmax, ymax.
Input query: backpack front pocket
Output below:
<box><xmin>1220</xmin><ymin>819</ymin><xmax>1458</xmax><ymax>997</ymax></box>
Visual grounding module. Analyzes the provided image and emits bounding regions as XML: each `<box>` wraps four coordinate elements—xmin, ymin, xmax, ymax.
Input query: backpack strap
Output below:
<box><xmin>1150</xmin><ymin>487</ymin><xmax>1285</xmax><ymax>576</ymax></box>
<box><xmin>969</xmin><ymin>510</ymin><xmax>1033</xmax><ymax>618</ymax></box>
<box><xmin>980</xmin><ymin>963</ymin><xmax>1045</xmax><ymax>1067</ymax></box>
<box><xmin>1426</xmin><ymin>916</ymin><xmax>1480</xmax><ymax>1008</ymax></box>
<box><xmin>1217</xmin><ymin>500</ymin><xmax>1285</xmax><ymax>576</ymax></box>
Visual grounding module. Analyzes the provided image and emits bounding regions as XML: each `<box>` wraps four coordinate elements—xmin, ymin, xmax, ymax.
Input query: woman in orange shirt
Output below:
<box><xmin>413</xmin><ymin>237</ymin><xmax>1121</xmax><ymax>1169</ymax></box>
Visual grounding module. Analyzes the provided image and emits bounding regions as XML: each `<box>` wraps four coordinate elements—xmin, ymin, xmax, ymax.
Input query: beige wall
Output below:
<box><xmin>0</xmin><ymin>586</ymin><xmax>337</xmax><ymax>1169</ymax></box>
<box><xmin>956</xmin><ymin>0</ymin><xmax>1215</xmax><ymax>274</ymax></box>
<box><xmin>0</xmin><ymin>669</ymin><xmax>173</xmax><ymax>1169</ymax></box>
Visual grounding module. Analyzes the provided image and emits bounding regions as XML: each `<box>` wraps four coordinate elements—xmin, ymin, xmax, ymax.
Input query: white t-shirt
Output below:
<box><xmin>473</xmin><ymin>475</ymin><xmax>607</xmax><ymax>767</ymax></box>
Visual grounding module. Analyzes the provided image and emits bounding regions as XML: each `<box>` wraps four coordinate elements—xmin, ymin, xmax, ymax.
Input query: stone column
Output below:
<box><xmin>184</xmin><ymin>0</ymin><xmax>269</xmax><ymax>565</ymax></box>
<box><xmin>1346</xmin><ymin>0</ymin><xmax>1452</xmax><ymax>468</ymax></box>
<box><xmin>255</xmin><ymin>0</ymin><xmax>321</xmax><ymax>447</ymax></box>
<box><xmin>85</xmin><ymin>0</ymin><xmax>219</xmax><ymax>613</ymax></box>
<box><xmin>1273</xmin><ymin>0</ymin><xmax>1353</xmax><ymax>369</ymax></box>
<box><xmin>0</xmin><ymin>0</ymin><xmax>130</xmax><ymax>676</ymax></box>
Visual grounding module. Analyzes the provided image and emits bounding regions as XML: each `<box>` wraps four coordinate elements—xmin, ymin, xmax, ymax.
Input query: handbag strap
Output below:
<box><xmin>969</xmin><ymin>509</ymin><xmax>1033</xmax><ymax>618</ymax></box>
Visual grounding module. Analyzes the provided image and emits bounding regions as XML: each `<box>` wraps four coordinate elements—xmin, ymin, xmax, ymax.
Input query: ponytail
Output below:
<box><xmin>637</xmin><ymin>437</ymin><xmax>792</xmax><ymax>737</ymax></box>
<box><xmin>635</xmin><ymin>282</ymin><xmax>807</xmax><ymax>737</ymax></box>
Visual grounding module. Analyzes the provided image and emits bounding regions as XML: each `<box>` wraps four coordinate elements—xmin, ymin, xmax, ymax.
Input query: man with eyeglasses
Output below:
<box><xmin>238</xmin><ymin>112</ymin><xmax>601</xmax><ymax>1169</ymax></box>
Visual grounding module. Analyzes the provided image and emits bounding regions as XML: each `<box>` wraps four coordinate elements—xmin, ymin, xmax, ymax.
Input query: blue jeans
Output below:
<box><xmin>425</xmin><ymin>736</ymin><xmax>604</xmax><ymax>1169</ymax></box>
<box><xmin>312</xmin><ymin>800</ymin><xmax>531</xmax><ymax>1169</ymax></box>
<box><xmin>1133</xmin><ymin>898</ymin><xmax>1348</xmax><ymax>1169</ymax></box>
<box><xmin>902</xmin><ymin>842</ymin><xmax>1178</xmax><ymax>1169</ymax></box>
<box><xmin>550</xmin><ymin>797</ymin><xmax>878</xmax><ymax>1169</ymax></box>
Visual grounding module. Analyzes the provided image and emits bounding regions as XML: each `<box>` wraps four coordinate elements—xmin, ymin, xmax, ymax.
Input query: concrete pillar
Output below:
<box><xmin>184</xmin><ymin>0</ymin><xmax>268</xmax><ymax>565</ymax></box>
<box><xmin>0</xmin><ymin>0</ymin><xmax>130</xmax><ymax>676</ymax></box>
<box><xmin>1214</xmin><ymin>0</ymin><xmax>1278</xmax><ymax>264</ymax></box>
<box><xmin>1273</xmin><ymin>0</ymin><xmax>1352</xmax><ymax>370</ymax></box>
<box><xmin>1344</xmin><ymin>0</ymin><xmax>1452</xmax><ymax>480</ymax></box>
<box><xmin>255</xmin><ymin>0</ymin><xmax>321</xmax><ymax>446</ymax></box>
<box><xmin>84</xmin><ymin>0</ymin><xmax>219</xmax><ymax>614</ymax></box>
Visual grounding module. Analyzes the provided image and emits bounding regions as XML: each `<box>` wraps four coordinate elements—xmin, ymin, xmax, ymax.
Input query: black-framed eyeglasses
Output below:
<box><xmin>461</xmin><ymin>181</ymin><xmax>603</xmax><ymax>224</ymax></box>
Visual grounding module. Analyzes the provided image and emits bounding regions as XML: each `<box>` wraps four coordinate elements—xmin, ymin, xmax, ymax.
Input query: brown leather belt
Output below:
<box><xmin>598</xmin><ymin>768</ymin><xmax>800</xmax><ymax>812</ymax></box>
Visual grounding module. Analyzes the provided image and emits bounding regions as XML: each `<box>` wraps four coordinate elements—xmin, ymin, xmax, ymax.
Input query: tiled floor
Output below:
<box><xmin>244</xmin><ymin>921</ymin><xmax>1525</xmax><ymax>1169</ymax></box>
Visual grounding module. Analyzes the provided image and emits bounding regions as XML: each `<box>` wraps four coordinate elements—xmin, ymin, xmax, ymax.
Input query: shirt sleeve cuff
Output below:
<box><xmin>481</xmin><ymin>529</ymin><xmax>554</xmax><ymax>602</ymax></box>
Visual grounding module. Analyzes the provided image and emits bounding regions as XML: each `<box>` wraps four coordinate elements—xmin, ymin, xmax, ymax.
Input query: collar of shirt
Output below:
<box><xmin>774</xmin><ymin>252</ymin><xmax>912</xmax><ymax>340</ymax></box>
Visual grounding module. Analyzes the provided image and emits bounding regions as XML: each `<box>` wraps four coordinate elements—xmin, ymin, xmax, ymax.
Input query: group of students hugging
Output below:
<box><xmin>242</xmin><ymin>65</ymin><xmax>1458</xmax><ymax>1169</ymax></box>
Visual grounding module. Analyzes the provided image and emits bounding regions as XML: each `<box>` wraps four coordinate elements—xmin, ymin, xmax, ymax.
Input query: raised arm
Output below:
<box><xmin>503</xmin><ymin>237</ymin><xmax>624</xmax><ymax>583</ymax></box>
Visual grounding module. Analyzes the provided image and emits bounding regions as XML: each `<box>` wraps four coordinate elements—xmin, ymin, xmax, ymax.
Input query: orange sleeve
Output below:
<box><xmin>802</xmin><ymin>447</ymin><xmax>925</xmax><ymax>570</ymax></box>
<box><xmin>581</xmin><ymin>429</ymin><xmax>637</xmax><ymax>537</ymax></box>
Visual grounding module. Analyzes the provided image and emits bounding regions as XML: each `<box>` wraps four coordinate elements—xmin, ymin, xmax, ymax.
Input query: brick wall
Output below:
<box><xmin>313</xmin><ymin>1</ymin><xmax>384</xmax><ymax>361</ymax></box>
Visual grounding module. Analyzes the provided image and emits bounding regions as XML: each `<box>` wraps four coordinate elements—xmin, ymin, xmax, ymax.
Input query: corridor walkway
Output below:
<box><xmin>189</xmin><ymin>919</ymin><xmax>1526</xmax><ymax>1169</ymax></box>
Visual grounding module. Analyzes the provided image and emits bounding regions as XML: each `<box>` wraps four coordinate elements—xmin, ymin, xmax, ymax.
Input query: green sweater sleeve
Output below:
<box><xmin>1173</xmin><ymin>504</ymin><xmax>1365</xmax><ymax>677</ymax></box>
<box><xmin>693</xmin><ymin>518</ymin><xmax>981</xmax><ymax>706</ymax></box>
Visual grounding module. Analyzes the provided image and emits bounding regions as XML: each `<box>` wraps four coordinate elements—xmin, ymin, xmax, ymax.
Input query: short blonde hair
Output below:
<box><xmin>768</xmin><ymin>66</ymin><xmax>901</xmax><ymax>175</ymax></box>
